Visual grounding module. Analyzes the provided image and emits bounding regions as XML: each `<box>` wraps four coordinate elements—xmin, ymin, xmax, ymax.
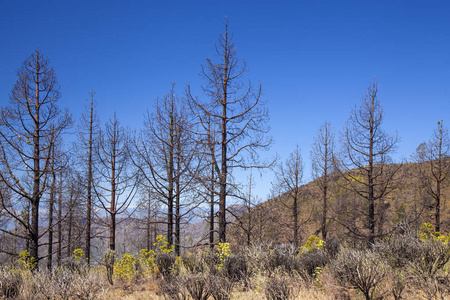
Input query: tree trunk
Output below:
<box><xmin>47</xmin><ymin>166</ymin><xmax>56</xmax><ymax>270</ymax></box>
<box><xmin>85</xmin><ymin>94</ymin><xmax>94</xmax><ymax>264</ymax></box>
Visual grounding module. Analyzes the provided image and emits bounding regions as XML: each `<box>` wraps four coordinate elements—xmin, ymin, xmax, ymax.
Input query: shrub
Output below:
<box><xmin>331</xmin><ymin>247</ymin><xmax>388</xmax><ymax>300</ymax></box>
<box><xmin>222</xmin><ymin>254</ymin><xmax>248</xmax><ymax>282</ymax></box>
<box><xmin>183</xmin><ymin>275</ymin><xmax>210</xmax><ymax>300</ymax></box>
<box><xmin>391</xmin><ymin>269</ymin><xmax>406</xmax><ymax>300</ymax></box>
<box><xmin>299</xmin><ymin>235</ymin><xmax>324</xmax><ymax>254</ymax></box>
<box><xmin>114</xmin><ymin>253</ymin><xmax>137</xmax><ymax>283</ymax></box>
<box><xmin>241</xmin><ymin>243</ymin><xmax>272</xmax><ymax>275</ymax></box>
<box><xmin>60</xmin><ymin>249</ymin><xmax>89</xmax><ymax>276</ymax></box>
<box><xmin>267</xmin><ymin>245</ymin><xmax>300</xmax><ymax>275</ymax></box>
<box><xmin>102</xmin><ymin>249</ymin><xmax>115</xmax><ymax>285</ymax></box>
<box><xmin>216</xmin><ymin>242</ymin><xmax>231</xmax><ymax>269</ymax></box>
<box><xmin>159</xmin><ymin>276</ymin><xmax>188</xmax><ymax>300</ymax></box>
<box><xmin>201</xmin><ymin>250</ymin><xmax>220</xmax><ymax>275</ymax></box>
<box><xmin>154</xmin><ymin>235</ymin><xmax>175</xmax><ymax>254</ymax></box>
<box><xmin>408</xmin><ymin>238</ymin><xmax>450</xmax><ymax>299</ymax></box>
<box><xmin>138</xmin><ymin>248</ymin><xmax>157</xmax><ymax>277</ymax></box>
<box><xmin>182</xmin><ymin>253</ymin><xmax>204</xmax><ymax>274</ymax></box>
<box><xmin>17</xmin><ymin>250</ymin><xmax>36</xmax><ymax>271</ymax></box>
<box><xmin>208</xmin><ymin>274</ymin><xmax>234</xmax><ymax>300</ymax></box>
<box><xmin>417</xmin><ymin>222</ymin><xmax>450</xmax><ymax>243</ymax></box>
<box><xmin>155</xmin><ymin>253</ymin><xmax>176</xmax><ymax>277</ymax></box>
<box><xmin>324</xmin><ymin>237</ymin><xmax>340</xmax><ymax>259</ymax></box>
<box><xmin>298</xmin><ymin>249</ymin><xmax>329</xmax><ymax>280</ymax></box>
<box><xmin>264</xmin><ymin>277</ymin><xmax>293</xmax><ymax>300</ymax></box>
<box><xmin>373</xmin><ymin>233</ymin><xmax>418</xmax><ymax>269</ymax></box>
<box><xmin>0</xmin><ymin>268</ymin><xmax>21</xmax><ymax>299</ymax></box>
<box><xmin>22</xmin><ymin>268</ymin><xmax>105</xmax><ymax>300</ymax></box>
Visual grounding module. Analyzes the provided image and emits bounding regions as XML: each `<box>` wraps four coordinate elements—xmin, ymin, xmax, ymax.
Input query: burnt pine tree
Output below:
<box><xmin>93</xmin><ymin>113</ymin><xmax>138</xmax><ymax>251</ymax></box>
<box><xmin>0</xmin><ymin>49</ymin><xmax>71</xmax><ymax>265</ymax></box>
<box><xmin>338</xmin><ymin>81</ymin><xmax>400</xmax><ymax>245</ymax></box>
<box><xmin>135</xmin><ymin>85</ymin><xmax>199</xmax><ymax>254</ymax></box>
<box><xmin>46</xmin><ymin>132</ymin><xmax>69</xmax><ymax>269</ymax></box>
<box><xmin>76</xmin><ymin>91</ymin><xmax>100</xmax><ymax>264</ymax></box>
<box><xmin>415</xmin><ymin>121</ymin><xmax>450</xmax><ymax>233</ymax></box>
<box><xmin>193</xmin><ymin>114</ymin><xmax>218</xmax><ymax>248</ymax></box>
<box><xmin>188</xmin><ymin>22</ymin><xmax>272</xmax><ymax>242</ymax></box>
<box><xmin>272</xmin><ymin>145</ymin><xmax>306</xmax><ymax>248</ymax></box>
<box><xmin>311</xmin><ymin>122</ymin><xmax>336</xmax><ymax>240</ymax></box>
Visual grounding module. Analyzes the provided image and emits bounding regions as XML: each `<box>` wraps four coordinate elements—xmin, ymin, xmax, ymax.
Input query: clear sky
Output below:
<box><xmin>1</xmin><ymin>1</ymin><xmax>449</xmax><ymax>200</ymax></box>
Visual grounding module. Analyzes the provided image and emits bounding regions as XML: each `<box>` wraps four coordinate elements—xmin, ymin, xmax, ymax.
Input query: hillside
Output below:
<box><xmin>227</xmin><ymin>160</ymin><xmax>450</xmax><ymax>247</ymax></box>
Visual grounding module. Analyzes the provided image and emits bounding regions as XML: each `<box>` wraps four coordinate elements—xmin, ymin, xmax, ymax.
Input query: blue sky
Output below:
<box><xmin>1</xmin><ymin>1</ymin><xmax>449</xmax><ymax>200</ymax></box>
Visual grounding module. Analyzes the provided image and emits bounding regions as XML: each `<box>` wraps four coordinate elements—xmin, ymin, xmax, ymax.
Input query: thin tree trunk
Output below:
<box><xmin>47</xmin><ymin>163</ymin><xmax>56</xmax><ymax>270</ymax></box>
<box><xmin>85</xmin><ymin>94</ymin><xmax>94</xmax><ymax>264</ymax></box>
<box><xmin>57</xmin><ymin>171</ymin><xmax>63</xmax><ymax>266</ymax></box>
<box><xmin>30</xmin><ymin>70</ymin><xmax>41</xmax><ymax>265</ymax></box>
<box><xmin>210</xmin><ymin>162</ymin><xmax>215</xmax><ymax>249</ymax></box>
<box><xmin>67</xmin><ymin>190</ymin><xmax>74</xmax><ymax>257</ymax></box>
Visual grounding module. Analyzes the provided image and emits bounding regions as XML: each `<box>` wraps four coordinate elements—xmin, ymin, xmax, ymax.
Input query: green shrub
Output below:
<box><xmin>114</xmin><ymin>253</ymin><xmax>137</xmax><ymax>283</ymax></box>
<box><xmin>17</xmin><ymin>250</ymin><xmax>36</xmax><ymax>271</ymax></box>
<box><xmin>138</xmin><ymin>248</ymin><xmax>157</xmax><ymax>277</ymax></box>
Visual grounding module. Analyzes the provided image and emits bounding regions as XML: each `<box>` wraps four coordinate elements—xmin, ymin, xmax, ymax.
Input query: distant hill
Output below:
<box><xmin>227</xmin><ymin>160</ymin><xmax>450</xmax><ymax>247</ymax></box>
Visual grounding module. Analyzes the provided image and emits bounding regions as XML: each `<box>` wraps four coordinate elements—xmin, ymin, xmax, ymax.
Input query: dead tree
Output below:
<box><xmin>188</xmin><ymin>22</ymin><xmax>272</xmax><ymax>242</ymax></box>
<box><xmin>134</xmin><ymin>85</ymin><xmax>199</xmax><ymax>255</ymax></box>
<box><xmin>93</xmin><ymin>113</ymin><xmax>137</xmax><ymax>251</ymax></box>
<box><xmin>311</xmin><ymin>122</ymin><xmax>336</xmax><ymax>240</ymax></box>
<box><xmin>272</xmin><ymin>145</ymin><xmax>306</xmax><ymax>248</ymax></box>
<box><xmin>0</xmin><ymin>49</ymin><xmax>71</xmax><ymax>265</ymax></box>
<box><xmin>76</xmin><ymin>91</ymin><xmax>100</xmax><ymax>264</ymax></box>
<box><xmin>337</xmin><ymin>81</ymin><xmax>400</xmax><ymax>245</ymax></box>
<box><xmin>415</xmin><ymin>121</ymin><xmax>450</xmax><ymax>233</ymax></box>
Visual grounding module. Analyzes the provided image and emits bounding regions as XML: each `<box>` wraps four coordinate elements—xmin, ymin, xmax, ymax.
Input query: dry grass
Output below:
<box><xmin>102</xmin><ymin>286</ymin><xmax>332</xmax><ymax>300</ymax></box>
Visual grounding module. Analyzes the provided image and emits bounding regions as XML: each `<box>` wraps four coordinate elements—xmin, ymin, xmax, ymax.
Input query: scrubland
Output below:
<box><xmin>1</xmin><ymin>224</ymin><xmax>449</xmax><ymax>300</ymax></box>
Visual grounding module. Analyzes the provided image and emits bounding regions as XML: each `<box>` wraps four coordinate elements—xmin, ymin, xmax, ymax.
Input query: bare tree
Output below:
<box><xmin>272</xmin><ymin>145</ymin><xmax>307</xmax><ymax>248</ymax></box>
<box><xmin>415</xmin><ymin>121</ymin><xmax>450</xmax><ymax>233</ymax></box>
<box><xmin>188</xmin><ymin>21</ymin><xmax>272</xmax><ymax>242</ymax></box>
<box><xmin>229</xmin><ymin>171</ymin><xmax>263</xmax><ymax>246</ymax></box>
<box><xmin>311</xmin><ymin>122</ymin><xmax>336</xmax><ymax>240</ymax></box>
<box><xmin>337</xmin><ymin>81</ymin><xmax>400</xmax><ymax>245</ymax></box>
<box><xmin>76</xmin><ymin>91</ymin><xmax>100</xmax><ymax>264</ymax></box>
<box><xmin>135</xmin><ymin>85</ymin><xmax>199</xmax><ymax>255</ymax></box>
<box><xmin>46</xmin><ymin>133</ymin><xmax>69</xmax><ymax>269</ymax></box>
<box><xmin>93</xmin><ymin>113</ymin><xmax>137</xmax><ymax>251</ymax></box>
<box><xmin>134</xmin><ymin>186</ymin><xmax>161</xmax><ymax>251</ymax></box>
<box><xmin>0</xmin><ymin>49</ymin><xmax>72</xmax><ymax>265</ymax></box>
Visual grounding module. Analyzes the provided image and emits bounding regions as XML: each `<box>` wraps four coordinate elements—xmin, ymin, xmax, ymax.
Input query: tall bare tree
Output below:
<box><xmin>272</xmin><ymin>145</ymin><xmax>306</xmax><ymax>248</ymax></box>
<box><xmin>0</xmin><ymin>49</ymin><xmax>71</xmax><ymax>265</ymax></box>
<box><xmin>337</xmin><ymin>81</ymin><xmax>400</xmax><ymax>245</ymax></box>
<box><xmin>46</xmin><ymin>132</ymin><xmax>69</xmax><ymax>269</ymax></box>
<box><xmin>135</xmin><ymin>85</ymin><xmax>199</xmax><ymax>255</ymax></box>
<box><xmin>76</xmin><ymin>91</ymin><xmax>100</xmax><ymax>264</ymax></box>
<box><xmin>188</xmin><ymin>22</ymin><xmax>272</xmax><ymax>242</ymax></box>
<box><xmin>311</xmin><ymin>122</ymin><xmax>336</xmax><ymax>240</ymax></box>
<box><xmin>415</xmin><ymin>121</ymin><xmax>450</xmax><ymax>233</ymax></box>
<box><xmin>93</xmin><ymin>113</ymin><xmax>137</xmax><ymax>251</ymax></box>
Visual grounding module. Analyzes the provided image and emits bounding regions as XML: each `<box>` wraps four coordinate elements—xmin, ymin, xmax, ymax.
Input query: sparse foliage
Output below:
<box><xmin>188</xmin><ymin>21</ymin><xmax>272</xmax><ymax>243</ymax></box>
<box><xmin>337</xmin><ymin>81</ymin><xmax>400</xmax><ymax>245</ymax></box>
